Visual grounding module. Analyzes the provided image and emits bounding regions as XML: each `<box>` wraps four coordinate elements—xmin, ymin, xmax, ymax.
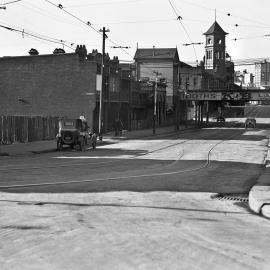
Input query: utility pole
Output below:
<box><xmin>0</xmin><ymin>6</ymin><xmax>6</xmax><ymax>154</ymax></box>
<box><xmin>153</xmin><ymin>71</ymin><xmax>162</xmax><ymax>134</ymax></box>
<box><xmin>98</xmin><ymin>27</ymin><xmax>110</xmax><ymax>140</ymax></box>
<box><xmin>265</xmin><ymin>60</ymin><xmax>268</xmax><ymax>88</ymax></box>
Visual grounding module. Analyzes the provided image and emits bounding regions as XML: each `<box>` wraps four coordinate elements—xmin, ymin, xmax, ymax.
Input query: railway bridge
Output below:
<box><xmin>178</xmin><ymin>89</ymin><xmax>270</xmax><ymax>124</ymax></box>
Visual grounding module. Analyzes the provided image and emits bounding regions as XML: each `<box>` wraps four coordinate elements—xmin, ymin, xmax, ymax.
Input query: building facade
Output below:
<box><xmin>0</xmin><ymin>51</ymin><xmax>97</xmax><ymax>128</ymax></box>
<box><xmin>255</xmin><ymin>61</ymin><xmax>270</xmax><ymax>88</ymax></box>
<box><xmin>134</xmin><ymin>47</ymin><xmax>180</xmax><ymax>112</ymax></box>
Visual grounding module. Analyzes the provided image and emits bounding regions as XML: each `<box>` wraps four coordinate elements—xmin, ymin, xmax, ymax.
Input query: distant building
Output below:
<box><xmin>255</xmin><ymin>61</ymin><xmax>270</xmax><ymax>88</ymax></box>
<box><xmin>244</xmin><ymin>73</ymin><xmax>254</xmax><ymax>88</ymax></box>
<box><xmin>134</xmin><ymin>47</ymin><xmax>180</xmax><ymax>112</ymax></box>
<box><xmin>179</xmin><ymin>62</ymin><xmax>203</xmax><ymax>91</ymax></box>
<box><xmin>234</xmin><ymin>70</ymin><xmax>254</xmax><ymax>88</ymax></box>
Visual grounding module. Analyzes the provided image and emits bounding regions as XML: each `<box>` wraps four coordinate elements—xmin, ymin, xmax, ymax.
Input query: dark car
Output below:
<box><xmin>216</xmin><ymin>116</ymin><xmax>225</xmax><ymax>123</ymax></box>
<box><xmin>245</xmin><ymin>118</ymin><xmax>256</xmax><ymax>129</ymax></box>
<box><xmin>56</xmin><ymin>118</ymin><xmax>97</xmax><ymax>151</ymax></box>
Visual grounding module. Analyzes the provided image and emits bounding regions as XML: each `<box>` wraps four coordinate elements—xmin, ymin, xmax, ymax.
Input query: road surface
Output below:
<box><xmin>0</xmin><ymin>126</ymin><xmax>270</xmax><ymax>269</ymax></box>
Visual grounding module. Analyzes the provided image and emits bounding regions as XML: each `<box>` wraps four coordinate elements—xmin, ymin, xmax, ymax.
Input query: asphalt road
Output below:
<box><xmin>0</xmin><ymin>127</ymin><xmax>267</xmax><ymax>194</ymax></box>
<box><xmin>1</xmin><ymin>126</ymin><xmax>270</xmax><ymax>269</ymax></box>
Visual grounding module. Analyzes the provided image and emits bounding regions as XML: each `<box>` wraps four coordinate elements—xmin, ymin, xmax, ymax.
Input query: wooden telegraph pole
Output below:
<box><xmin>98</xmin><ymin>27</ymin><xmax>110</xmax><ymax>140</ymax></box>
<box><xmin>153</xmin><ymin>71</ymin><xmax>162</xmax><ymax>134</ymax></box>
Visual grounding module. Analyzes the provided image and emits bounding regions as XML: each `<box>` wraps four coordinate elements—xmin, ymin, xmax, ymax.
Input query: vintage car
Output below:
<box><xmin>56</xmin><ymin>118</ymin><xmax>97</xmax><ymax>151</ymax></box>
<box><xmin>245</xmin><ymin>118</ymin><xmax>256</xmax><ymax>129</ymax></box>
<box><xmin>216</xmin><ymin>116</ymin><xmax>225</xmax><ymax>123</ymax></box>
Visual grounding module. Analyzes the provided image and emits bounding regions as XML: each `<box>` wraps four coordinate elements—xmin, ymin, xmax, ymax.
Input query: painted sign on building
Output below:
<box><xmin>222</xmin><ymin>92</ymin><xmax>251</xmax><ymax>100</ymax></box>
<box><xmin>180</xmin><ymin>92</ymin><xmax>222</xmax><ymax>100</ymax></box>
<box><xmin>179</xmin><ymin>91</ymin><xmax>270</xmax><ymax>101</ymax></box>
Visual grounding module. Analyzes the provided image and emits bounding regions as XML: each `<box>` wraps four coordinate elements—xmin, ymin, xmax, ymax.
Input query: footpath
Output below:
<box><xmin>0</xmin><ymin>124</ymin><xmax>270</xmax><ymax>218</ymax></box>
<box><xmin>249</xmin><ymin>138</ymin><xmax>270</xmax><ymax>219</ymax></box>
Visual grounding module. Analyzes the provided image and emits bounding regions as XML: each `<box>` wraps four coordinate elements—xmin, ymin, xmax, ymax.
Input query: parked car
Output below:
<box><xmin>245</xmin><ymin>118</ymin><xmax>256</xmax><ymax>129</ymax></box>
<box><xmin>216</xmin><ymin>116</ymin><xmax>225</xmax><ymax>123</ymax></box>
<box><xmin>56</xmin><ymin>118</ymin><xmax>97</xmax><ymax>151</ymax></box>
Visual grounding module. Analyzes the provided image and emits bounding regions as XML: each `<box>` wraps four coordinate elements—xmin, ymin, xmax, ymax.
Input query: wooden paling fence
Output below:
<box><xmin>0</xmin><ymin>116</ymin><xmax>59</xmax><ymax>144</ymax></box>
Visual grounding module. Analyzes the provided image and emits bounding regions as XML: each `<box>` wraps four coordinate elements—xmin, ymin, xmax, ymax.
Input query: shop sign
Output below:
<box><xmin>222</xmin><ymin>92</ymin><xmax>250</xmax><ymax>100</ymax></box>
<box><xmin>181</xmin><ymin>92</ymin><xmax>222</xmax><ymax>100</ymax></box>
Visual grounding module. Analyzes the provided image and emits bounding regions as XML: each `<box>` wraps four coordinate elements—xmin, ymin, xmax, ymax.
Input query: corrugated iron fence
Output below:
<box><xmin>0</xmin><ymin>116</ymin><xmax>59</xmax><ymax>144</ymax></box>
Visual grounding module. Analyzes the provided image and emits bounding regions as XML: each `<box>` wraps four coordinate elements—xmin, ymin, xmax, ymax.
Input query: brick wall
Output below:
<box><xmin>0</xmin><ymin>53</ymin><xmax>96</xmax><ymax>128</ymax></box>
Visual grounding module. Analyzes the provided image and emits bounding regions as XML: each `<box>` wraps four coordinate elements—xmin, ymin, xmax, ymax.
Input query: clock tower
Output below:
<box><xmin>204</xmin><ymin>21</ymin><xmax>228</xmax><ymax>79</ymax></box>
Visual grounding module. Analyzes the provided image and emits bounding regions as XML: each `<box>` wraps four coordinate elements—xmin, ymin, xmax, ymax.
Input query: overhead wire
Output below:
<box><xmin>16</xmin><ymin>1</ymin><xmax>109</xmax><ymax>50</ymax></box>
<box><xmin>231</xmin><ymin>34</ymin><xmax>270</xmax><ymax>41</ymax></box>
<box><xmin>21</xmin><ymin>0</ymin><xmax>269</xmax><ymax>62</ymax></box>
<box><xmin>177</xmin><ymin>0</ymin><xmax>270</xmax><ymax>28</ymax></box>
<box><xmin>175</xmin><ymin>0</ymin><xmax>270</xmax><ymax>44</ymax></box>
<box><xmin>7</xmin><ymin>1</ymin><xmax>268</xmax><ymax>76</ymax></box>
<box><xmin>167</xmin><ymin>0</ymin><xmax>198</xmax><ymax>62</ymax></box>
<box><xmin>64</xmin><ymin>0</ymin><xmax>144</xmax><ymax>8</ymax></box>
<box><xmin>95</xmin><ymin>16</ymin><xmax>270</xmax><ymax>31</ymax></box>
<box><xmin>0</xmin><ymin>23</ymin><xmax>75</xmax><ymax>50</ymax></box>
<box><xmin>44</xmin><ymin>0</ymin><xmax>101</xmax><ymax>35</ymax></box>
<box><xmin>0</xmin><ymin>0</ymin><xmax>22</xmax><ymax>5</ymax></box>
<box><xmin>186</xmin><ymin>57</ymin><xmax>270</xmax><ymax>67</ymax></box>
<box><xmin>101</xmin><ymin>18</ymin><xmax>176</xmax><ymax>25</ymax></box>
<box><xmin>44</xmin><ymin>0</ymin><xmax>133</xmax><ymax>60</ymax></box>
<box><xmin>18</xmin><ymin>0</ymin><xmax>81</xmax><ymax>27</ymax></box>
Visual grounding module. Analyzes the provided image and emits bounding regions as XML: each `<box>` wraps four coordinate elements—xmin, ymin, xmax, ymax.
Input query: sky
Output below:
<box><xmin>1</xmin><ymin>0</ymin><xmax>270</xmax><ymax>72</ymax></box>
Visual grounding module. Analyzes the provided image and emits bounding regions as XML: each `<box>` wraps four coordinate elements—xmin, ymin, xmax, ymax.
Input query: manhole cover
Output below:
<box><xmin>211</xmin><ymin>194</ymin><xmax>249</xmax><ymax>203</ymax></box>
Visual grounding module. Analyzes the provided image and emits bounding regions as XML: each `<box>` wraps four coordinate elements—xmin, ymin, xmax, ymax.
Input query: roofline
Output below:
<box><xmin>0</xmin><ymin>52</ymin><xmax>77</xmax><ymax>60</ymax></box>
<box><xmin>134</xmin><ymin>47</ymin><xmax>179</xmax><ymax>60</ymax></box>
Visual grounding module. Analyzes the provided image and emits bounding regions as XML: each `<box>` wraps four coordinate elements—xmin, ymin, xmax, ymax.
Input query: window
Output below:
<box><xmin>185</xmin><ymin>77</ymin><xmax>190</xmax><ymax>89</ymax></box>
<box><xmin>206</xmin><ymin>50</ymin><xmax>213</xmax><ymax>60</ymax></box>
<box><xmin>193</xmin><ymin>77</ymin><xmax>197</xmax><ymax>88</ymax></box>
<box><xmin>207</xmin><ymin>38</ymin><xmax>212</xmax><ymax>44</ymax></box>
<box><xmin>216</xmin><ymin>38</ymin><xmax>222</xmax><ymax>44</ymax></box>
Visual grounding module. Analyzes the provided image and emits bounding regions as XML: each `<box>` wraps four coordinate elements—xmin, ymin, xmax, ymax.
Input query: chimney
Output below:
<box><xmin>28</xmin><ymin>48</ymin><xmax>39</xmax><ymax>56</ymax></box>
<box><xmin>153</xmin><ymin>46</ymin><xmax>155</xmax><ymax>56</ymax></box>
<box><xmin>75</xmin><ymin>44</ymin><xmax>87</xmax><ymax>60</ymax></box>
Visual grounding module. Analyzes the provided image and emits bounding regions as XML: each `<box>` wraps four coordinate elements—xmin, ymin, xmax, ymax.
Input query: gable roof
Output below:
<box><xmin>134</xmin><ymin>48</ymin><xmax>179</xmax><ymax>61</ymax></box>
<box><xmin>204</xmin><ymin>21</ymin><xmax>228</xmax><ymax>35</ymax></box>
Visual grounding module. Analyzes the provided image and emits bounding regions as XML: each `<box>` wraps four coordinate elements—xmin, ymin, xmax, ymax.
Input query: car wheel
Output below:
<box><xmin>79</xmin><ymin>140</ymin><xmax>86</xmax><ymax>151</ymax></box>
<box><xmin>57</xmin><ymin>141</ymin><xmax>63</xmax><ymax>151</ymax></box>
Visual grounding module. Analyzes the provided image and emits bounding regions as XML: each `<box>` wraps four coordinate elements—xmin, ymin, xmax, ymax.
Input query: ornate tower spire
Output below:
<box><xmin>204</xmin><ymin>21</ymin><xmax>228</xmax><ymax>79</ymax></box>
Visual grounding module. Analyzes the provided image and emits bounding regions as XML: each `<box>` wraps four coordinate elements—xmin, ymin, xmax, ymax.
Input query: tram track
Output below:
<box><xmin>0</xmin><ymin>138</ymin><xmax>190</xmax><ymax>172</ymax></box>
<box><xmin>0</xmin><ymin>128</ymin><xmax>245</xmax><ymax>189</ymax></box>
<box><xmin>0</xmin><ymin>128</ymin><xmax>203</xmax><ymax>172</ymax></box>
